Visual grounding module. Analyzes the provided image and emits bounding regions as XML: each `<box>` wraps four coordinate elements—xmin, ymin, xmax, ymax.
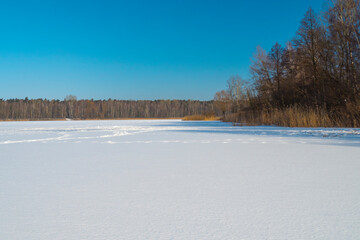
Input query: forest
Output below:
<box><xmin>214</xmin><ymin>0</ymin><xmax>360</xmax><ymax>127</ymax></box>
<box><xmin>0</xmin><ymin>97</ymin><xmax>216</xmax><ymax>120</ymax></box>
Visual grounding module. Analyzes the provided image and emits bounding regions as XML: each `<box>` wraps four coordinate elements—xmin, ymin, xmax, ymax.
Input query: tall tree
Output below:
<box><xmin>327</xmin><ymin>0</ymin><xmax>360</xmax><ymax>103</ymax></box>
<box><xmin>250</xmin><ymin>46</ymin><xmax>273</xmax><ymax>108</ymax></box>
<box><xmin>293</xmin><ymin>7</ymin><xmax>327</xmax><ymax>107</ymax></box>
<box><xmin>268</xmin><ymin>42</ymin><xmax>286</xmax><ymax>107</ymax></box>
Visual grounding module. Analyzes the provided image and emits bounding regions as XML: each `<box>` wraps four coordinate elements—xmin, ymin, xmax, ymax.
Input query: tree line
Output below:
<box><xmin>215</xmin><ymin>0</ymin><xmax>360</xmax><ymax>127</ymax></box>
<box><xmin>0</xmin><ymin>97</ymin><xmax>216</xmax><ymax>120</ymax></box>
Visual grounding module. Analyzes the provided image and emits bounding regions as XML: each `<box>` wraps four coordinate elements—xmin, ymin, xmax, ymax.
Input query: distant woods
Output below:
<box><xmin>215</xmin><ymin>0</ymin><xmax>360</xmax><ymax>127</ymax></box>
<box><xmin>0</xmin><ymin>99</ymin><xmax>216</xmax><ymax>120</ymax></box>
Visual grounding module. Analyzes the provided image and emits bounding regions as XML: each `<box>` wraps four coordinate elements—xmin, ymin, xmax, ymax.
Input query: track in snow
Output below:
<box><xmin>1</xmin><ymin>120</ymin><xmax>360</xmax><ymax>239</ymax></box>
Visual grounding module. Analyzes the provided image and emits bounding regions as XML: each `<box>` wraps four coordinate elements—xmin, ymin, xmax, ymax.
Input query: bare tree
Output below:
<box><xmin>227</xmin><ymin>75</ymin><xmax>249</xmax><ymax>112</ymax></box>
<box><xmin>214</xmin><ymin>90</ymin><xmax>231</xmax><ymax>117</ymax></box>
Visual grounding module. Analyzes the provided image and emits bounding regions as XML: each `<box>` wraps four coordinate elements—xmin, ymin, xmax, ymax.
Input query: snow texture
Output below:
<box><xmin>1</xmin><ymin>120</ymin><xmax>360</xmax><ymax>239</ymax></box>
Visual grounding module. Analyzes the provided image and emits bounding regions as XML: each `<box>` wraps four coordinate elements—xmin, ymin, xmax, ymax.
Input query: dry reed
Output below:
<box><xmin>182</xmin><ymin>114</ymin><xmax>220</xmax><ymax>121</ymax></box>
<box><xmin>223</xmin><ymin>106</ymin><xmax>360</xmax><ymax>128</ymax></box>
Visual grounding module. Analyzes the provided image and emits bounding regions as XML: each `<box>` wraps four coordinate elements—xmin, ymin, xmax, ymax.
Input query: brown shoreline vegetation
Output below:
<box><xmin>222</xmin><ymin>106</ymin><xmax>360</xmax><ymax>128</ymax></box>
<box><xmin>182</xmin><ymin>114</ymin><xmax>220</xmax><ymax>121</ymax></box>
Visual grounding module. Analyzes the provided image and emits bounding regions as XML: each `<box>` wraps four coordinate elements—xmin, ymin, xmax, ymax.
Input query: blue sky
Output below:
<box><xmin>0</xmin><ymin>0</ymin><xmax>326</xmax><ymax>100</ymax></box>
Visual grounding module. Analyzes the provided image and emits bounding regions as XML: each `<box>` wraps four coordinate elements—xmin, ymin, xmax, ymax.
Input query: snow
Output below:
<box><xmin>0</xmin><ymin>120</ymin><xmax>360</xmax><ymax>239</ymax></box>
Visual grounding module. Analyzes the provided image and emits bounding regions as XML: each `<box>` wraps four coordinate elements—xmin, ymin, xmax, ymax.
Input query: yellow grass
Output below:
<box><xmin>182</xmin><ymin>115</ymin><xmax>220</xmax><ymax>121</ymax></box>
<box><xmin>224</xmin><ymin>106</ymin><xmax>360</xmax><ymax>127</ymax></box>
<box><xmin>73</xmin><ymin>118</ymin><xmax>181</xmax><ymax>121</ymax></box>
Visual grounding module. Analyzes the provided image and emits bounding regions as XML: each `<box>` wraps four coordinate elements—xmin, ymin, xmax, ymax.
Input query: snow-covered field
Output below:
<box><xmin>1</xmin><ymin>120</ymin><xmax>360</xmax><ymax>239</ymax></box>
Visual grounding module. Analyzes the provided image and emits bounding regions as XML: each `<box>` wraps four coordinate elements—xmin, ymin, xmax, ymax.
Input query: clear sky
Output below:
<box><xmin>0</xmin><ymin>0</ymin><xmax>326</xmax><ymax>100</ymax></box>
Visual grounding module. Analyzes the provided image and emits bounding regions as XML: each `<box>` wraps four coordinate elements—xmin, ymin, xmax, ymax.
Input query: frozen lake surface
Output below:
<box><xmin>1</xmin><ymin>120</ymin><xmax>360</xmax><ymax>239</ymax></box>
